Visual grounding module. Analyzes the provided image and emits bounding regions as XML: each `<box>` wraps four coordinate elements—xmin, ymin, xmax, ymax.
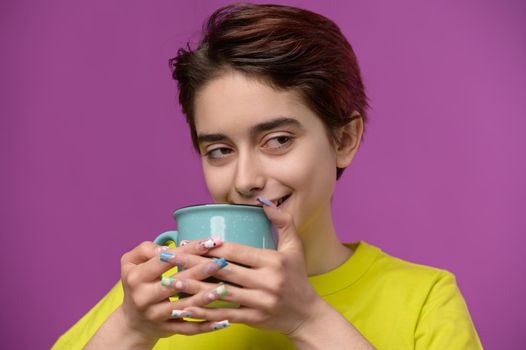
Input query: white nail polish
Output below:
<box><xmin>211</xmin><ymin>320</ymin><xmax>229</xmax><ymax>330</ymax></box>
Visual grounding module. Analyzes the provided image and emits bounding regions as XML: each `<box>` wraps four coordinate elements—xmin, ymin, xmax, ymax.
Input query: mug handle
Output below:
<box><xmin>154</xmin><ymin>230</ymin><xmax>178</xmax><ymax>247</ymax></box>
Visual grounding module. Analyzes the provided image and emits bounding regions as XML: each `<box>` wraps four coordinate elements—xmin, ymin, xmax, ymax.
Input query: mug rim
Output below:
<box><xmin>173</xmin><ymin>203</ymin><xmax>263</xmax><ymax>216</ymax></box>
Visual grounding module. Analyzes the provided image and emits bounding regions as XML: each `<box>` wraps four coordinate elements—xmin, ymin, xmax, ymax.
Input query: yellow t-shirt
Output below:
<box><xmin>53</xmin><ymin>241</ymin><xmax>482</xmax><ymax>349</ymax></box>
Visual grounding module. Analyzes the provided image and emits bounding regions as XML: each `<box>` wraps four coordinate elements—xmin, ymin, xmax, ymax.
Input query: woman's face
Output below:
<box><xmin>193</xmin><ymin>70</ymin><xmax>342</xmax><ymax>234</ymax></box>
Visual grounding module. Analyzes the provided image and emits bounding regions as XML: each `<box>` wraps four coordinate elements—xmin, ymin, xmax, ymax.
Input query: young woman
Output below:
<box><xmin>54</xmin><ymin>4</ymin><xmax>482</xmax><ymax>349</ymax></box>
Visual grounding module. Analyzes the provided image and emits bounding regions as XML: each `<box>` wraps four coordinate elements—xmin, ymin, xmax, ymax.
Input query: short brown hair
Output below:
<box><xmin>170</xmin><ymin>3</ymin><xmax>368</xmax><ymax>179</ymax></box>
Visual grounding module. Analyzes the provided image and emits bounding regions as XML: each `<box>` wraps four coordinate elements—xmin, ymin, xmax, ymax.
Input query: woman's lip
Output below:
<box><xmin>228</xmin><ymin>194</ymin><xmax>292</xmax><ymax>207</ymax></box>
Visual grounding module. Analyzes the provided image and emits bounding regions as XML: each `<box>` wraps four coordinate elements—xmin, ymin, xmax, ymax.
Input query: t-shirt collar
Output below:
<box><xmin>308</xmin><ymin>241</ymin><xmax>381</xmax><ymax>296</ymax></box>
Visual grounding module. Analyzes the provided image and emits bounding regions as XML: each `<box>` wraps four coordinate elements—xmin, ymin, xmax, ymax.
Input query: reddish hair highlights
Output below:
<box><xmin>170</xmin><ymin>3</ymin><xmax>368</xmax><ymax>178</ymax></box>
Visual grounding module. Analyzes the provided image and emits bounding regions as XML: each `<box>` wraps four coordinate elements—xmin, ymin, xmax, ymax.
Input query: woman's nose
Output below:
<box><xmin>233</xmin><ymin>153</ymin><xmax>265</xmax><ymax>198</ymax></box>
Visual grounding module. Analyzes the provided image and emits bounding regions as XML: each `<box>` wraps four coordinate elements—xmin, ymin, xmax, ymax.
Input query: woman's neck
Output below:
<box><xmin>299</xmin><ymin>205</ymin><xmax>353</xmax><ymax>276</ymax></box>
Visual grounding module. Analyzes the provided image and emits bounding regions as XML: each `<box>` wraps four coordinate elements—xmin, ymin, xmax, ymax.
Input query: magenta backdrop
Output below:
<box><xmin>1</xmin><ymin>0</ymin><xmax>525</xmax><ymax>348</ymax></box>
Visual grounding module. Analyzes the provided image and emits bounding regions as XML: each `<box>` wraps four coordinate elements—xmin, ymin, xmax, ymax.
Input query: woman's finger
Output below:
<box><xmin>121</xmin><ymin>241</ymin><xmax>161</xmax><ymax>276</ymax></box>
<box><xmin>154</xmin><ymin>281</ymin><xmax>270</xmax><ymax>319</ymax></box>
<box><xmin>150</xmin><ymin>276</ymin><xmax>212</xmax><ymax>305</ymax></box>
<box><xmin>147</xmin><ymin>298</ymin><xmax>230</xmax><ymax>334</ymax></box>
<box><xmin>132</xmin><ymin>256</ymin><xmax>240</xmax><ymax>307</ymax></box>
<box><xmin>183</xmin><ymin>305</ymin><xmax>260</xmax><ymax>326</ymax></box>
<box><xmin>160</xmin><ymin>318</ymin><xmax>230</xmax><ymax>335</ymax></box>
<box><xmin>122</xmin><ymin>237</ymin><xmax>223</xmax><ymax>285</ymax></box>
<box><xmin>174</xmin><ymin>255</ymin><xmax>229</xmax><ymax>282</ymax></box>
<box><xmin>257</xmin><ymin>197</ymin><xmax>303</xmax><ymax>254</ymax></box>
<box><xmin>198</xmin><ymin>283</ymin><xmax>272</xmax><ymax>310</ymax></box>
<box><xmin>206</xmin><ymin>241</ymin><xmax>277</xmax><ymax>268</ymax></box>
<box><xmin>130</xmin><ymin>251</ymin><xmax>203</xmax><ymax>285</ymax></box>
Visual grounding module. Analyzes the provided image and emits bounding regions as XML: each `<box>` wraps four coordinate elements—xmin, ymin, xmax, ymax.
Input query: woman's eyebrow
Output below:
<box><xmin>250</xmin><ymin>117</ymin><xmax>303</xmax><ymax>137</ymax></box>
<box><xmin>197</xmin><ymin>117</ymin><xmax>303</xmax><ymax>145</ymax></box>
<box><xmin>197</xmin><ymin>133</ymin><xmax>227</xmax><ymax>145</ymax></box>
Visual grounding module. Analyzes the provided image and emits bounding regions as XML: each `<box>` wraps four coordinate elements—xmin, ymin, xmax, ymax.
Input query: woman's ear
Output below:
<box><xmin>334</xmin><ymin>112</ymin><xmax>364</xmax><ymax>169</ymax></box>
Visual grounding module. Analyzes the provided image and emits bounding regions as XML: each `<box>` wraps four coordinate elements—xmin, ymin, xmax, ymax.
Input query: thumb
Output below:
<box><xmin>257</xmin><ymin>196</ymin><xmax>302</xmax><ymax>252</ymax></box>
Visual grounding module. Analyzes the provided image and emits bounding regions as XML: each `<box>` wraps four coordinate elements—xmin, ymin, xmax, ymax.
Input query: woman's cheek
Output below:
<box><xmin>203</xmin><ymin>166</ymin><xmax>233</xmax><ymax>202</ymax></box>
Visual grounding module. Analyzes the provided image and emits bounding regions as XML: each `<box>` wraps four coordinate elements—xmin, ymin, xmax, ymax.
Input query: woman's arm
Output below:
<box><xmin>84</xmin><ymin>306</ymin><xmax>157</xmax><ymax>350</ymax></box>
<box><xmin>286</xmin><ymin>298</ymin><xmax>375</xmax><ymax>350</ymax></box>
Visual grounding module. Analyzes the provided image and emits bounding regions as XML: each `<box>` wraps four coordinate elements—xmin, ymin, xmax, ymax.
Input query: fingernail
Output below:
<box><xmin>207</xmin><ymin>284</ymin><xmax>228</xmax><ymax>301</ymax></box>
<box><xmin>161</xmin><ymin>276</ymin><xmax>176</xmax><ymax>287</ymax></box>
<box><xmin>160</xmin><ymin>252</ymin><xmax>175</xmax><ymax>262</ymax></box>
<box><xmin>204</xmin><ymin>257</ymin><xmax>228</xmax><ymax>273</ymax></box>
<box><xmin>214</xmin><ymin>257</ymin><xmax>228</xmax><ymax>268</ymax></box>
<box><xmin>171</xmin><ymin>309</ymin><xmax>192</xmax><ymax>319</ymax></box>
<box><xmin>211</xmin><ymin>320</ymin><xmax>229</xmax><ymax>330</ymax></box>
<box><xmin>199</xmin><ymin>236</ymin><xmax>223</xmax><ymax>249</ymax></box>
<box><xmin>257</xmin><ymin>196</ymin><xmax>273</xmax><ymax>207</ymax></box>
<box><xmin>160</xmin><ymin>252</ymin><xmax>187</xmax><ymax>268</ymax></box>
<box><xmin>180</xmin><ymin>240</ymin><xmax>190</xmax><ymax>247</ymax></box>
<box><xmin>176</xmin><ymin>257</ymin><xmax>187</xmax><ymax>268</ymax></box>
<box><xmin>156</xmin><ymin>245</ymin><xmax>169</xmax><ymax>253</ymax></box>
<box><xmin>175</xmin><ymin>279</ymin><xmax>185</xmax><ymax>289</ymax></box>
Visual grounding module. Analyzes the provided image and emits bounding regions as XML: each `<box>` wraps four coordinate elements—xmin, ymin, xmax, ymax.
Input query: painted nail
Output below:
<box><xmin>207</xmin><ymin>284</ymin><xmax>228</xmax><ymax>301</ymax></box>
<box><xmin>174</xmin><ymin>279</ymin><xmax>185</xmax><ymax>289</ymax></box>
<box><xmin>210</xmin><ymin>320</ymin><xmax>229</xmax><ymax>331</ymax></box>
<box><xmin>160</xmin><ymin>251</ymin><xmax>187</xmax><ymax>268</ymax></box>
<box><xmin>160</xmin><ymin>252</ymin><xmax>175</xmax><ymax>262</ymax></box>
<box><xmin>204</xmin><ymin>257</ymin><xmax>228</xmax><ymax>273</ymax></box>
<box><xmin>156</xmin><ymin>245</ymin><xmax>169</xmax><ymax>253</ymax></box>
<box><xmin>199</xmin><ymin>236</ymin><xmax>223</xmax><ymax>249</ymax></box>
<box><xmin>214</xmin><ymin>257</ymin><xmax>228</xmax><ymax>268</ymax></box>
<box><xmin>257</xmin><ymin>196</ymin><xmax>273</xmax><ymax>207</ymax></box>
<box><xmin>180</xmin><ymin>240</ymin><xmax>190</xmax><ymax>247</ymax></box>
<box><xmin>171</xmin><ymin>309</ymin><xmax>192</xmax><ymax>319</ymax></box>
<box><xmin>161</xmin><ymin>276</ymin><xmax>176</xmax><ymax>287</ymax></box>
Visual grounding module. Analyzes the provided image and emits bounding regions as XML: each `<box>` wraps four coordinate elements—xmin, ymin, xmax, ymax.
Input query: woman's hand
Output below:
<box><xmin>119</xmin><ymin>238</ymin><xmax>235</xmax><ymax>339</ymax></box>
<box><xmin>182</xmin><ymin>201</ymin><xmax>324</xmax><ymax>335</ymax></box>
<box><xmin>84</xmin><ymin>237</ymin><xmax>232</xmax><ymax>350</ymax></box>
<box><xmin>176</xmin><ymin>202</ymin><xmax>375</xmax><ymax>350</ymax></box>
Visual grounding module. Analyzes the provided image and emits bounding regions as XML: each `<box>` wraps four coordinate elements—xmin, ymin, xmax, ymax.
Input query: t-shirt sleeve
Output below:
<box><xmin>414</xmin><ymin>270</ymin><xmax>483</xmax><ymax>349</ymax></box>
<box><xmin>52</xmin><ymin>281</ymin><xmax>124</xmax><ymax>350</ymax></box>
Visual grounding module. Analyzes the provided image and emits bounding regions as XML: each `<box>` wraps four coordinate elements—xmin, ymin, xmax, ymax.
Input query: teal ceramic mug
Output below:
<box><xmin>154</xmin><ymin>204</ymin><xmax>277</xmax><ymax>307</ymax></box>
<box><xmin>154</xmin><ymin>203</ymin><xmax>276</xmax><ymax>249</ymax></box>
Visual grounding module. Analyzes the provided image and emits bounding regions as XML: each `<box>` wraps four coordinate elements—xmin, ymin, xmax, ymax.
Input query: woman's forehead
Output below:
<box><xmin>193</xmin><ymin>72</ymin><xmax>312</xmax><ymax>133</ymax></box>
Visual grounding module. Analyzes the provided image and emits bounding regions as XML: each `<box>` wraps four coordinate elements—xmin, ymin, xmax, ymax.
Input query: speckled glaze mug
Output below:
<box><xmin>154</xmin><ymin>203</ymin><xmax>277</xmax><ymax>250</ymax></box>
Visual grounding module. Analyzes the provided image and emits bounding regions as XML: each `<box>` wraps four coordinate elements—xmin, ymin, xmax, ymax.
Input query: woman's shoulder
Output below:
<box><xmin>346</xmin><ymin>240</ymin><xmax>468</xmax><ymax>320</ymax></box>
<box><xmin>351</xmin><ymin>240</ymin><xmax>457</xmax><ymax>290</ymax></box>
<box><xmin>341</xmin><ymin>242</ymin><xmax>482</xmax><ymax>349</ymax></box>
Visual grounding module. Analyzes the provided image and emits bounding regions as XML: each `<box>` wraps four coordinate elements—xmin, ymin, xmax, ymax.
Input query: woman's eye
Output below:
<box><xmin>264</xmin><ymin>135</ymin><xmax>292</xmax><ymax>150</ymax></box>
<box><xmin>206</xmin><ymin>147</ymin><xmax>233</xmax><ymax>159</ymax></box>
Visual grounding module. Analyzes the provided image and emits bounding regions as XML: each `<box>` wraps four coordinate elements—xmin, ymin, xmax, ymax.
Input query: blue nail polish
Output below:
<box><xmin>257</xmin><ymin>196</ymin><xmax>273</xmax><ymax>207</ymax></box>
<box><xmin>213</xmin><ymin>257</ymin><xmax>228</xmax><ymax>269</ymax></box>
<box><xmin>160</xmin><ymin>252</ymin><xmax>175</xmax><ymax>262</ymax></box>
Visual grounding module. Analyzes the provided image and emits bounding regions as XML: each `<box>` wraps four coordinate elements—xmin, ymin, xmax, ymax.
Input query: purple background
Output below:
<box><xmin>1</xmin><ymin>0</ymin><xmax>525</xmax><ymax>348</ymax></box>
